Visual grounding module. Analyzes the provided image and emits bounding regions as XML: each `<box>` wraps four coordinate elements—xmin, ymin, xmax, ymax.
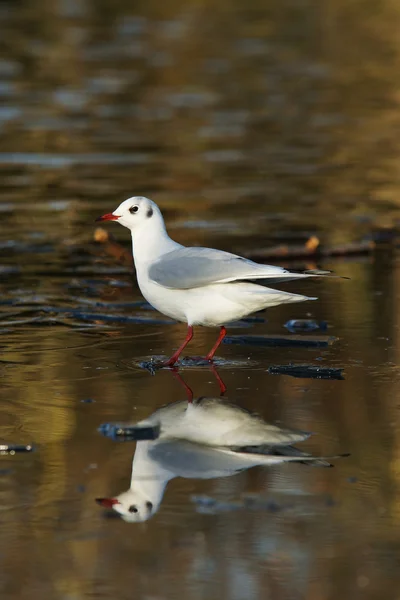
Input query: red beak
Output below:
<box><xmin>95</xmin><ymin>213</ymin><xmax>120</xmax><ymax>222</ymax></box>
<box><xmin>96</xmin><ymin>497</ymin><xmax>120</xmax><ymax>508</ymax></box>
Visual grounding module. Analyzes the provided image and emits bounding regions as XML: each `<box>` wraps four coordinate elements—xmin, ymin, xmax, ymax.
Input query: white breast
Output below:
<box><xmin>137</xmin><ymin>271</ymin><xmax>188</xmax><ymax>322</ymax></box>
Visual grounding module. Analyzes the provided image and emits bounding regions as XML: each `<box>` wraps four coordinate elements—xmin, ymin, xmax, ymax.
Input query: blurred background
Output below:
<box><xmin>2</xmin><ymin>0</ymin><xmax>400</xmax><ymax>237</ymax></box>
<box><xmin>1</xmin><ymin>1</ymin><xmax>400</xmax><ymax>599</ymax></box>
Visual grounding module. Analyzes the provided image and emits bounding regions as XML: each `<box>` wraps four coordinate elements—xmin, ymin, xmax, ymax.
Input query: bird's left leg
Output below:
<box><xmin>163</xmin><ymin>325</ymin><xmax>194</xmax><ymax>367</ymax></box>
<box><xmin>205</xmin><ymin>326</ymin><xmax>227</xmax><ymax>361</ymax></box>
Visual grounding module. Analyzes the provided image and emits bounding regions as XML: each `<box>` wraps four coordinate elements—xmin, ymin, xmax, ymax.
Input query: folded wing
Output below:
<box><xmin>148</xmin><ymin>246</ymin><xmax>313</xmax><ymax>290</ymax></box>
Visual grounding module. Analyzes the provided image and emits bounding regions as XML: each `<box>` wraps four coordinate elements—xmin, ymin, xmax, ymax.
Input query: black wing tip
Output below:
<box><xmin>303</xmin><ymin>269</ymin><xmax>350</xmax><ymax>280</ymax></box>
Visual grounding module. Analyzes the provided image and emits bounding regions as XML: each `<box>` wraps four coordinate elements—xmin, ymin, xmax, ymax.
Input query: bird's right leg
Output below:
<box><xmin>163</xmin><ymin>325</ymin><xmax>194</xmax><ymax>367</ymax></box>
<box><xmin>205</xmin><ymin>326</ymin><xmax>227</xmax><ymax>361</ymax></box>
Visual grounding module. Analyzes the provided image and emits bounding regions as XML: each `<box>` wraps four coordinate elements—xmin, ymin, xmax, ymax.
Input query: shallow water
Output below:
<box><xmin>2</xmin><ymin>1</ymin><xmax>400</xmax><ymax>599</ymax></box>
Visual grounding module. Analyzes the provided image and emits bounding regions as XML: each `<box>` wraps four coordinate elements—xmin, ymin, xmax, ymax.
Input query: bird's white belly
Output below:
<box><xmin>138</xmin><ymin>277</ymin><xmax>188</xmax><ymax>322</ymax></box>
<box><xmin>137</xmin><ymin>275</ymin><xmax>256</xmax><ymax>326</ymax></box>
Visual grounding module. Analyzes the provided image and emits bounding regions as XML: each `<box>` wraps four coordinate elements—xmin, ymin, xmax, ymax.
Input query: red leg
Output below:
<box><xmin>205</xmin><ymin>326</ymin><xmax>227</xmax><ymax>361</ymax></box>
<box><xmin>163</xmin><ymin>326</ymin><xmax>194</xmax><ymax>367</ymax></box>
<box><xmin>170</xmin><ymin>367</ymin><xmax>194</xmax><ymax>403</ymax></box>
<box><xmin>209</xmin><ymin>363</ymin><xmax>227</xmax><ymax>396</ymax></box>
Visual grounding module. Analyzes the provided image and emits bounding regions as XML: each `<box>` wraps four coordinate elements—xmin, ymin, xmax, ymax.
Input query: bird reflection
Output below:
<box><xmin>96</xmin><ymin>397</ymin><xmax>347</xmax><ymax>523</ymax></box>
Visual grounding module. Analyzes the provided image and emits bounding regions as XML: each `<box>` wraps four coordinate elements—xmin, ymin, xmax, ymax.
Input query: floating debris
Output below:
<box><xmin>139</xmin><ymin>360</ymin><xmax>162</xmax><ymax>374</ymax></box>
<box><xmin>98</xmin><ymin>422</ymin><xmax>161</xmax><ymax>441</ymax></box>
<box><xmin>284</xmin><ymin>319</ymin><xmax>327</xmax><ymax>333</ymax></box>
<box><xmin>0</xmin><ymin>444</ymin><xmax>35</xmax><ymax>455</ymax></box>
<box><xmin>224</xmin><ymin>334</ymin><xmax>338</xmax><ymax>348</ymax></box>
<box><xmin>268</xmin><ymin>364</ymin><xmax>344</xmax><ymax>380</ymax></box>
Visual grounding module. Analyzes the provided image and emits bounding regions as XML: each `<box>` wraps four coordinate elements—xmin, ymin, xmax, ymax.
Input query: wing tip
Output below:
<box><xmin>303</xmin><ymin>269</ymin><xmax>350</xmax><ymax>280</ymax></box>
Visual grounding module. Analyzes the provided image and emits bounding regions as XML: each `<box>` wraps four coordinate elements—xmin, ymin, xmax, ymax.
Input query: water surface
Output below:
<box><xmin>1</xmin><ymin>1</ymin><xmax>400</xmax><ymax>599</ymax></box>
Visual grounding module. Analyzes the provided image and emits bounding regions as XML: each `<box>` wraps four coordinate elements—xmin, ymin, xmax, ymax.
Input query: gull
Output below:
<box><xmin>96</xmin><ymin>196</ymin><xmax>330</xmax><ymax>365</ymax></box>
<box><xmin>96</xmin><ymin>397</ymin><xmax>348</xmax><ymax>522</ymax></box>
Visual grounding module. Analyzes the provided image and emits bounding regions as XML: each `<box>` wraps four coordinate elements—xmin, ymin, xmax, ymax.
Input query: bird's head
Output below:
<box><xmin>96</xmin><ymin>488</ymin><xmax>157</xmax><ymax>523</ymax></box>
<box><xmin>96</xmin><ymin>196</ymin><xmax>161</xmax><ymax>232</ymax></box>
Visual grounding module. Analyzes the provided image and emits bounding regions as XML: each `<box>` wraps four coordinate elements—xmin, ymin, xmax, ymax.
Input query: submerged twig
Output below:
<box><xmin>0</xmin><ymin>444</ymin><xmax>35</xmax><ymax>455</ymax></box>
<box><xmin>224</xmin><ymin>334</ymin><xmax>338</xmax><ymax>348</ymax></box>
<box><xmin>268</xmin><ymin>364</ymin><xmax>344</xmax><ymax>380</ymax></box>
<box><xmin>98</xmin><ymin>422</ymin><xmax>161</xmax><ymax>441</ymax></box>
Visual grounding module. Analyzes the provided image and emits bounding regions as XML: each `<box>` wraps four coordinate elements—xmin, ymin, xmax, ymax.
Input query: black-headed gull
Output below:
<box><xmin>96</xmin><ymin>196</ymin><xmax>328</xmax><ymax>365</ymax></box>
<box><xmin>96</xmin><ymin>397</ymin><xmax>348</xmax><ymax>522</ymax></box>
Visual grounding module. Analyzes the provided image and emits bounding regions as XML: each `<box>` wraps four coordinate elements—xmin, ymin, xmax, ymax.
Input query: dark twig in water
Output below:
<box><xmin>98</xmin><ymin>422</ymin><xmax>161</xmax><ymax>442</ymax></box>
<box><xmin>224</xmin><ymin>334</ymin><xmax>338</xmax><ymax>348</ymax></box>
<box><xmin>0</xmin><ymin>444</ymin><xmax>35</xmax><ymax>455</ymax></box>
<box><xmin>268</xmin><ymin>364</ymin><xmax>344</xmax><ymax>380</ymax></box>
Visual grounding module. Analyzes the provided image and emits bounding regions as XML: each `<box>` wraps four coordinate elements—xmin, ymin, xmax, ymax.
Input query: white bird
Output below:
<box><xmin>96</xmin><ymin>196</ymin><xmax>328</xmax><ymax>365</ymax></box>
<box><xmin>96</xmin><ymin>397</ymin><xmax>347</xmax><ymax>522</ymax></box>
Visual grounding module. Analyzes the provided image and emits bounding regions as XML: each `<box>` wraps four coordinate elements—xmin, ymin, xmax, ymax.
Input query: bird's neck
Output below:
<box><xmin>129</xmin><ymin>442</ymin><xmax>176</xmax><ymax>507</ymax></box>
<box><xmin>130</xmin><ymin>217</ymin><xmax>181</xmax><ymax>267</ymax></box>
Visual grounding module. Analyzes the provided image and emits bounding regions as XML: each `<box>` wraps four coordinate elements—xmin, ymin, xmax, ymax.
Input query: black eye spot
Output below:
<box><xmin>129</xmin><ymin>206</ymin><xmax>139</xmax><ymax>214</ymax></box>
<box><xmin>128</xmin><ymin>505</ymin><xmax>138</xmax><ymax>513</ymax></box>
<box><xmin>146</xmin><ymin>501</ymin><xmax>153</xmax><ymax>511</ymax></box>
<box><xmin>146</xmin><ymin>207</ymin><xmax>153</xmax><ymax>218</ymax></box>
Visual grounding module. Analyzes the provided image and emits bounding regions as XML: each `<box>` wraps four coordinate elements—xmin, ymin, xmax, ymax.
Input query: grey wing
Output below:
<box><xmin>238</xmin><ymin>444</ymin><xmax>341</xmax><ymax>467</ymax></box>
<box><xmin>148</xmin><ymin>246</ymin><xmax>312</xmax><ymax>290</ymax></box>
<box><xmin>148</xmin><ymin>439</ymin><xmax>254</xmax><ymax>478</ymax></box>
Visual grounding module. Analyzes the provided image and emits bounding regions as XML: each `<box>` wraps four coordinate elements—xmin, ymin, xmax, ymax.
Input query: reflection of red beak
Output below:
<box><xmin>95</xmin><ymin>213</ymin><xmax>120</xmax><ymax>222</ymax></box>
<box><xmin>96</xmin><ymin>497</ymin><xmax>120</xmax><ymax>508</ymax></box>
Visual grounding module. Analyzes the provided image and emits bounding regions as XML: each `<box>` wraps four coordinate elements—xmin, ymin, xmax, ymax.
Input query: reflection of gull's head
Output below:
<box><xmin>107</xmin><ymin>488</ymin><xmax>157</xmax><ymax>523</ymax></box>
<box><xmin>96</xmin><ymin>441</ymin><xmax>172</xmax><ymax>523</ymax></box>
<box><xmin>96</xmin><ymin>484</ymin><xmax>164</xmax><ymax>523</ymax></box>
